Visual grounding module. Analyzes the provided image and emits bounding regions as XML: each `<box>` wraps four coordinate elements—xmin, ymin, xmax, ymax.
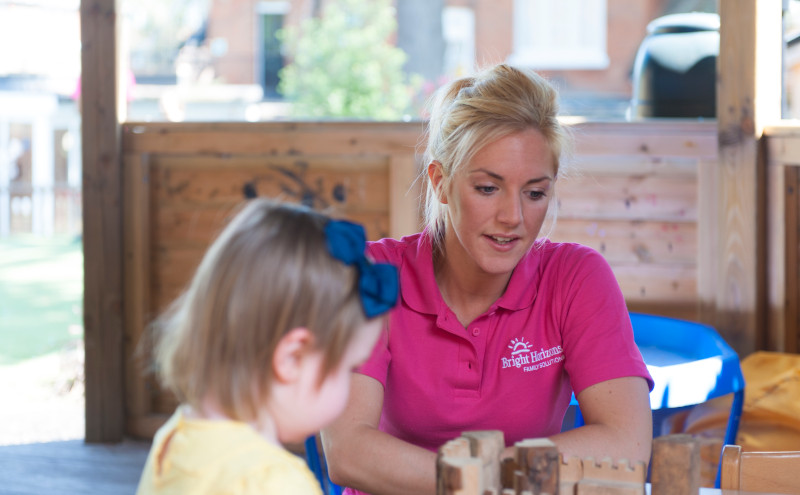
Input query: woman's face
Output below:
<box><xmin>433</xmin><ymin>128</ymin><xmax>555</xmax><ymax>279</ymax></box>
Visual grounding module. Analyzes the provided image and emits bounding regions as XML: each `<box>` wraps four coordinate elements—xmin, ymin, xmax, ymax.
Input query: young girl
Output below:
<box><xmin>136</xmin><ymin>199</ymin><xmax>398</xmax><ymax>494</ymax></box>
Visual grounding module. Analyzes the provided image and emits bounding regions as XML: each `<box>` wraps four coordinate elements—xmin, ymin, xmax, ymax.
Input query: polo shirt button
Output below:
<box><xmin>472</xmin><ymin>327</ymin><xmax>480</xmax><ymax>336</ymax></box>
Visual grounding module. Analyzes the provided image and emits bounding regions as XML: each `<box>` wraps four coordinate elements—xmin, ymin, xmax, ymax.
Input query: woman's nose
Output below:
<box><xmin>497</xmin><ymin>193</ymin><xmax>522</xmax><ymax>226</ymax></box>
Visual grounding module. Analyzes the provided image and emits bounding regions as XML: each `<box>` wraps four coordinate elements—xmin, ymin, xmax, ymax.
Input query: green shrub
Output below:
<box><xmin>278</xmin><ymin>0</ymin><xmax>421</xmax><ymax>120</ymax></box>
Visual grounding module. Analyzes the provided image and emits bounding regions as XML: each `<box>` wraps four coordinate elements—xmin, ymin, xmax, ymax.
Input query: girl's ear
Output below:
<box><xmin>272</xmin><ymin>327</ymin><xmax>314</xmax><ymax>384</ymax></box>
<box><xmin>427</xmin><ymin>161</ymin><xmax>448</xmax><ymax>205</ymax></box>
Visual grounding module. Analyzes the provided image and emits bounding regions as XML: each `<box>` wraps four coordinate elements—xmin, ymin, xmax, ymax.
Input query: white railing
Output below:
<box><xmin>0</xmin><ymin>91</ymin><xmax>81</xmax><ymax>237</ymax></box>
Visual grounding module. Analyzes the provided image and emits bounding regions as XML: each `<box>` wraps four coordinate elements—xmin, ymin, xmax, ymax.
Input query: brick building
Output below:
<box><xmin>197</xmin><ymin>0</ymin><xmax>700</xmax><ymax>119</ymax></box>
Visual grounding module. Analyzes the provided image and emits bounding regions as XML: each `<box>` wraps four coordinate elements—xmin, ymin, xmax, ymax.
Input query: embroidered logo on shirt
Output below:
<box><xmin>502</xmin><ymin>337</ymin><xmax>564</xmax><ymax>372</ymax></box>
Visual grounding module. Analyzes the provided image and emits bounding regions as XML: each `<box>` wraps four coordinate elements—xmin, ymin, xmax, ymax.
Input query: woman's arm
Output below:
<box><xmin>549</xmin><ymin>376</ymin><xmax>652</xmax><ymax>465</ymax></box>
<box><xmin>321</xmin><ymin>373</ymin><xmax>438</xmax><ymax>495</ymax></box>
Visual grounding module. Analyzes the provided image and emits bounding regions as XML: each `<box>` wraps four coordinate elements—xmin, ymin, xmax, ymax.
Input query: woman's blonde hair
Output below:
<box><xmin>422</xmin><ymin>63</ymin><xmax>572</xmax><ymax>250</ymax></box>
<box><xmin>151</xmin><ymin>199</ymin><xmax>367</xmax><ymax>423</ymax></box>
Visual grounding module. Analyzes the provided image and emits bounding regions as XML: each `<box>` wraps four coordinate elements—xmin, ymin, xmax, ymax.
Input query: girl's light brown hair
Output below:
<box><xmin>421</xmin><ymin>63</ymin><xmax>573</xmax><ymax>251</ymax></box>
<box><xmin>151</xmin><ymin>199</ymin><xmax>366</xmax><ymax>423</ymax></box>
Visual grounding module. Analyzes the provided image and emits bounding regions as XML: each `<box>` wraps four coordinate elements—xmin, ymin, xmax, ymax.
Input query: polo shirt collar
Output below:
<box><xmin>495</xmin><ymin>242</ymin><xmax>544</xmax><ymax>311</ymax></box>
<box><xmin>400</xmin><ymin>234</ymin><xmax>543</xmax><ymax>315</ymax></box>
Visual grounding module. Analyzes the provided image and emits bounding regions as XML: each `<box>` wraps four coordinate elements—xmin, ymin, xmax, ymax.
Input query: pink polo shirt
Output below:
<box><xmin>345</xmin><ymin>234</ymin><xmax>653</xmax><ymax>494</ymax></box>
<box><xmin>344</xmin><ymin>233</ymin><xmax>652</xmax><ymax>494</ymax></box>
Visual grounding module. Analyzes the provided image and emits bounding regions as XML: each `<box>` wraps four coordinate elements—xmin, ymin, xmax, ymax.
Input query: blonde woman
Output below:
<box><xmin>323</xmin><ymin>64</ymin><xmax>654</xmax><ymax>495</ymax></box>
<box><xmin>136</xmin><ymin>199</ymin><xmax>398</xmax><ymax>495</ymax></box>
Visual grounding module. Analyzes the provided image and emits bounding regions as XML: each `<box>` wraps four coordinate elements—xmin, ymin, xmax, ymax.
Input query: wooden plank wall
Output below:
<box><xmin>120</xmin><ymin>120</ymin><xmax>717</xmax><ymax>439</ymax></box>
<box><xmin>551</xmin><ymin>121</ymin><xmax>716</xmax><ymax>321</ymax></box>
<box><xmin>764</xmin><ymin>125</ymin><xmax>800</xmax><ymax>353</ymax></box>
<box><xmin>121</xmin><ymin>121</ymin><xmax>424</xmax><ymax>437</ymax></box>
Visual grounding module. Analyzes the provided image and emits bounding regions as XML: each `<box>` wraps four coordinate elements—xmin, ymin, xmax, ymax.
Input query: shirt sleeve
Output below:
<box><xmin>355</xmin><ymin>311</ymin><xmax>392</xmax><ymax>387</ymax></box>
<box><xmin>556</xmin><ymin>245</ymin><xmax>654</xmax><ymax>396</ymax></box>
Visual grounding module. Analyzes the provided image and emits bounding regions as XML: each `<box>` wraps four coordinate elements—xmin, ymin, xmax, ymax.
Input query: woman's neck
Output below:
<box><xmin>434</xmin><ymin>247</ymin><xmax>511</xmax><ymax>328</ymax></box>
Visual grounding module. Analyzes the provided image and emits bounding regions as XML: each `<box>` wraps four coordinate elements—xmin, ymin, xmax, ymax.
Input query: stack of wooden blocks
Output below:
<box><xmin>437</xmin><ymin>432</ymin><xmax>712</xmax><ymax>495</ymax></box>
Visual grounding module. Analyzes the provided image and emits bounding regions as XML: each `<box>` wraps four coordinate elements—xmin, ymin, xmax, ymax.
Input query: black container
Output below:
<box><xmin>629</xmin><ymin>12</ymin><xmax>719</xmax><ymax>119</ymax></box>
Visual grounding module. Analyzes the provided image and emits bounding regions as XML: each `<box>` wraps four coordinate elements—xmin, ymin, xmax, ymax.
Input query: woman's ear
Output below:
<box><xmin>427</xmin><ymin>161</ymin><xmax>448</xmax><ymax>205</ymax></box>
<box><xmin>272</xmin><ymin>327</ymin><xmax>314</xmax><ymax>384</ymax></box>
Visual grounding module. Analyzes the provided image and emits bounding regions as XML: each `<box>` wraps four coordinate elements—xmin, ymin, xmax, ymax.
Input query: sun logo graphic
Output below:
<box><xmin>508</xmin><ymin>337</ymin><xmax>533</xmax><ymax>356</ymax></box>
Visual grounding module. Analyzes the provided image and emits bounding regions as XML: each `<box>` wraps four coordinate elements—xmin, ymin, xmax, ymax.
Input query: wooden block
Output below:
<box><xmin>440</xmin><ymin>437</ymin><xmax>472</xmax><ymax>458</ymax></box>
<box><xmin>581</xmin><ymin>457</ymin><xmax>646</xmax><ymax>484</ymax></box>
<box><xmin>651</xmin><ymin>434</ymin><xmax>701</xmax><ymax>495</ymax></box>
<box><xmin>559</xmin><ymin>455</ymin><xmax>584</xmax><ymax>495</ymax></box>
<box><xmin>577</xmin><ymin>479</ymin><xmax>644</xmax><ymax>495</ymax></box>
<box><xmin>500</xmin><ymin>457</ymin><xmax>519</xmax><ymax>490</ymax></box>
<box><xmin>514</xmin><ymin>438</ymin><xmax>559</xmax><ymax>495</ymax></box>
<box><xmin>697</xmin><ymin>436</ymin><xmax>723</xmax><ymax>488</ymax></box>
<box><xmin>438</xmin><ymin>437</ymin><xmax>475</xmax><ymax>495</ymax></box>
<box><xmin>577</xmin><ymin>457</ymin><xmax>646</xmax><ymax>495</ymax></box>
<box><xmin>438</xmin><ymin>457</ymin><xmax>483</xmax><ymax>495</ymax></box>
<box><xmin>463</xmin><ymin>430</ymin><xmax>505</xmax><ymax>491</ymax></box>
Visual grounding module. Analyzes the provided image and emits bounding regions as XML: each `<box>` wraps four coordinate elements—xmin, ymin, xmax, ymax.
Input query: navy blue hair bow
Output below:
<box><xmin>324</xmin><ymin>219</ymin><xmax>399</xmax><ymax>318</ymax></box>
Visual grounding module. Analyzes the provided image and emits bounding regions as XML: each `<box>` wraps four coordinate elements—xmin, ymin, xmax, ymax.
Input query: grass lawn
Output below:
<box><xmin>0</xmin><ymin>235</ymin><xmax>83</xmax><ymax>365</ymax></box>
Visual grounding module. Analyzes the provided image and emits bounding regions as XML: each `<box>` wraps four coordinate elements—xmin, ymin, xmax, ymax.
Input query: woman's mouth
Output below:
<box><xmin>487</xmin><ymin>235</ymin><xmax>517</xmax><ymax>246</ymax></box>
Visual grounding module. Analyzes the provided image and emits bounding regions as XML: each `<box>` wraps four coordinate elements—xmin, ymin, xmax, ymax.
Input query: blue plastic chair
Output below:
<box><xmin>305</xmin><ymin>435</ymin><xmax>343</xmax><ymax>495</ymax></box>
<box><xmin>570</xmin><ymin>312</ymin><xmax>745</xmax><ymax>488</ymax></box>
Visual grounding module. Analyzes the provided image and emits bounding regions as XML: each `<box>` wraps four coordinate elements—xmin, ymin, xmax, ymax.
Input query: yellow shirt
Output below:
<box><xmin>136</xmin><ymin>408</ymin><xmax>323</xmax><ymax>495</ymax></box>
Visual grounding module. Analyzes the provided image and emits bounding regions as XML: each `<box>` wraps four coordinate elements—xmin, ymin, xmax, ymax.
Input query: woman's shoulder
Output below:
<box><xmin>535</xmin><ymin>239</ymin><xmax>607</xmax><ymax>265</ymax></box>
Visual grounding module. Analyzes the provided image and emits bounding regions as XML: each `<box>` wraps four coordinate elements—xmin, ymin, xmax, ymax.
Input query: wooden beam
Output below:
<box><xmin>786</xmin><ymin>165</ymin><xmax>800</xmax><ymax>352</ymax></box>
<box><xmin>122</xmin><ymin>154</ymin><xmax>152</xmax><ymax>425</ymax></box>
<box><xmin>389</xmin><ymin>152</ymin><xmax>423</xmax><ymax>238</ymax></box>
<box><xmin>81</xmin><ymin>0</ymin><xmax>125</xmax><ymax>442</ymax></box>
<box><xmin>714</xmin><ymin>0</ymin><xmax>782</xmax><ymax>354</ymax></box>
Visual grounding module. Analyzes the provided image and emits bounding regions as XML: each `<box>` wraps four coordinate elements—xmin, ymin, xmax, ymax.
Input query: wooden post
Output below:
<box><xmin>81</xmin><ymin>0</ymin><xmax>125</xmax><ymax>442</ymax></box>
<box><xmin>122</xmin><ymin>153</ymin><xmax>152</xmax><ymax>437</ymax></box>
<box><xmin>713</xmin><ymin>0</ymin><xmax>783</xmax><ymax>353</ymax></box>
<box><xmin>786</xmin><ymin>166</ymin><xmax>800</xmax><ymax>352</ymax></box>
<box><xmin>762</xmin><ymin>127</ymin><xmax>800</xmax><ymax>353</ymax></box>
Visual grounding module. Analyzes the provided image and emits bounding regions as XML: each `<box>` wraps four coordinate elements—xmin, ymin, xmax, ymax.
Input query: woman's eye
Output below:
<box><xmin>476</xmin><ymin>185</ymin><xmax>496</xmax><ymax>194</ymax></box>
<box><xmin>527</xmin><ymin>190</ymin><xmax>546</xmax><ymax>200</ymax></box>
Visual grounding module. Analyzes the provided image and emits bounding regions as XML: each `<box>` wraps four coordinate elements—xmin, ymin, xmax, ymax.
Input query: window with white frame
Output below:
<box><xmin>442</xmin><ymin>7</ymin><xmax>476</xmax><ymax>78</ymax></box>
<box><xmin>508</xmin><ymin>0</ymin><xmax>609</xmax><ymax>70</ymax></box>
<box><xmin>257</xmin><ymin>1</ymin><xmax>289</xmax><ymax>98</ymax></box>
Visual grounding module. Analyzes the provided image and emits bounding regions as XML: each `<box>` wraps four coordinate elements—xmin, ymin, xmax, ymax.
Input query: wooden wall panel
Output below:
<box><xmin>122</xmin><ymin>122</ymin><xmax>424</xmax><ymax>429</ymax></box>
<box><xmin>763</xmin><ymin>126</ymin><xmax>800</xmax><ymax>354</ymax></box>
<box><xmin>788</xmin><ymin>166</ymin><xmax>799</xmax><ymax>353</ymax></box>
<box><xmin>551</xmin><ymin>121</ymin><xmax>716</xmax><ymax>323</ymax></box>
<box><xmin>121</xmin><ymin>120</ymin><xmax>717</xmax><ymax>437</ymax></box>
